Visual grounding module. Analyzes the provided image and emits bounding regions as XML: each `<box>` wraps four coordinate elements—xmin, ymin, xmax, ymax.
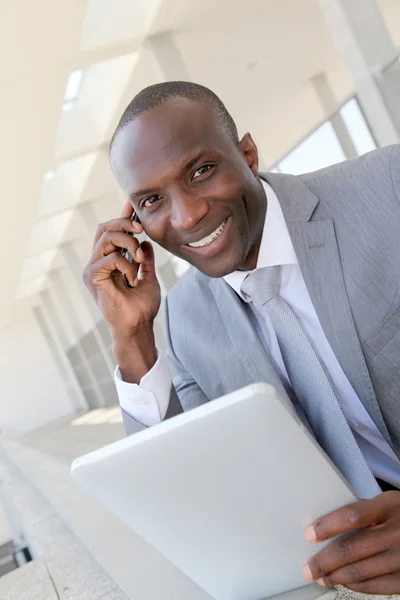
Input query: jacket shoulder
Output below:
<box><xmin>299</xmin><ymin>145</ymin><xmax>400</xmax><ymax>210</ymax></box>
<box><xmin>301</xmin><ymin>144</ymin><xmax>399</xmax><ymax>188</ymax></box>
<box><xmin>165</xmin><ymin>266</ymin><xmax>212</xmax><ymax>314</ymax></box>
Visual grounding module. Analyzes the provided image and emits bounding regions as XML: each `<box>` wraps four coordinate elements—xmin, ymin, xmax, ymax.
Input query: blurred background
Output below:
<box><xmin>0</xmin><ymin>1</ymin><xmax>399</xmax><ymax>596</ymax></box>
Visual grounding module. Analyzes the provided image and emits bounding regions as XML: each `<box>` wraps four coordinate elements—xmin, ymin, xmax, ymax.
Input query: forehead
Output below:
<box><xmin>110</xmin><ymin>98</ymin><xmax>233</xmax><ymax>194</ymax></box>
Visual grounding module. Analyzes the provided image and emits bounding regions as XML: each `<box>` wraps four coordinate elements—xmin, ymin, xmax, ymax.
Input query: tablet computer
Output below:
<box><xmin>71</xmin><ymin>383</ymin><xmax>356</xmax><ymax>600</ymax></box>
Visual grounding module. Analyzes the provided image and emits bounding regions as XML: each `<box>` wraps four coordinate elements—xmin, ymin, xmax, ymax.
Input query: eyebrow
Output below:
<box><xmin>130</xmin><ymin>151</ymin><xmax>210</xmax><ymax>200</ymax></box>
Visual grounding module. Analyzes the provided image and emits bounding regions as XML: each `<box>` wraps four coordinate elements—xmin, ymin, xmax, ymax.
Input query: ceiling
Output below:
<box><xmin>1</xmin><ymin>0</ymin><xmax>399</xmax><ymax>329</ymax></box>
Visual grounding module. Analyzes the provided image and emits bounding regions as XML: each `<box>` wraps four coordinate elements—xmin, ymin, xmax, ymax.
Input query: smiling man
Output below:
<box><xmin>84</xmin><ymin>81</ymin><xmax>400</xmax><ymax>594</ymax></box>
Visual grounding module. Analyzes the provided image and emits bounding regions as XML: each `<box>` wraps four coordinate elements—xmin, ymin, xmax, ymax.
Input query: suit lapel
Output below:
<box><xmin>265</xmin><ymin>172</ymin><xmax>392</xmax><ymax>445</ymax></box>
<box><xmin>208</xmin><ymin>277</ymin><xmax>293</xmax><ymax>409</ymax></box>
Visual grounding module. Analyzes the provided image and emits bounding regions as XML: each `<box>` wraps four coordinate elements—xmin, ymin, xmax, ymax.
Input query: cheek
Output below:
<box><xmin>146</xmin><ymin>222</ymin><xmax>180</xmax><ymax>257</ymax></box>
<box><xmin>214</xmin><ymin>169</ymin><xmax>245</xmax><ymax>200</ymax></box>
<box><xmin>142</xmin><ymin>212</ymin><xmax>168</xmax><ymax>242</ymax></box>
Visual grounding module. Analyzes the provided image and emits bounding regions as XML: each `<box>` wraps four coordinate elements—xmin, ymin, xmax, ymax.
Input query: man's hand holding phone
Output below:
<box><xmin>121</xmin><ymin>210</ymin><xmax>147</xmax><ymax>289</ymax></box>
<box><xmin>83</xmin><ymin>201</ymin><xmax>161</xmax><ymax>383</ymax></box>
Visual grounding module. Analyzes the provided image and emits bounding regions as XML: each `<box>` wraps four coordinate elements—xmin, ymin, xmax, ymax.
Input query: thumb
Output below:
<box><xmin>138</xmin><ymin>241</ymin><xmax>157</xmax><ymax>279</ymax></box>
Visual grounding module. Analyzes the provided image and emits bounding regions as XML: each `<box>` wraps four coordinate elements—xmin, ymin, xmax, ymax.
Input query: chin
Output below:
<box><xmin>197</xmin><ymin>253</ymin><xmax>244</xmax><ymax>279</ymax></box>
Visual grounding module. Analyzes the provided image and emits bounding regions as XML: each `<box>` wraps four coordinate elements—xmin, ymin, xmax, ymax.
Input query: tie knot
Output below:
<box><xmin>241</xmin><ymin>266</ymin><xmax>282</xmax><ymax>308</ymax></box>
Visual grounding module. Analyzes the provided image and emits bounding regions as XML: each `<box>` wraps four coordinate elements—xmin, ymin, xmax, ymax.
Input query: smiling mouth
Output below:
<box><xmin>187</xmin><ymin>219</ymin><xmax>228</xmax><ymax>248</ymax></box>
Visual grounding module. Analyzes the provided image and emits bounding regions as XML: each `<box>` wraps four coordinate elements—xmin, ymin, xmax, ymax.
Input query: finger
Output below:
<box><xmin>91</xmin><ymin>231</ymin><xmax>140</xmax><ymax>263</ymax></box>
<box><xmin>136</xmin><ymin>241</ymin><xmax>156</xmax><ymax>278</ymax></box>
<box><xmin>319</xmin><ymin>549</ymin><xmax>399</xmax><ymax>588</ymax></box>
<box><xmin>93</xmin><ymin>217</ymin><xmax>143</xmax><ymax>248</ymax></box>
<box><xmin>303</xmin><ymin>523</ymin><xmax>393</xmax><ymax>581</ymax></box>
<box><xmin>305</xmin><ymin>492</ymin><xmax>398</xmax><ymax>543</ymax></box>
<box><xmin>346</xmin><ymin>570</ymin><xmax>400</xmax><ymax>596</ymax></box>
<box><xmin>89</xmin><ymin>253</ymin><xmax>138</xmax><ymax>289</ymax></box>
<box><xmin>121</xmin><ymin>200</ymin><xmax>134</xmax><ymax>219</ymax></box>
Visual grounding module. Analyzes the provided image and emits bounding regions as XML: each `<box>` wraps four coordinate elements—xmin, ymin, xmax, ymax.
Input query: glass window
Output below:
<box><xmin>340</xmin><ymin>98</ymin><xmax>377</xmax><ymax>156</ymax></box>
<box><xmin>62</xmin><ymin>69</ymin><xmax>84</xmax><ymax>111</ymax></box>
<box><xmin>64</xmin><ymin>69</ymin><xmax>83</xmax><ymax>102</ymax></box>
<box><xmin>277</xmin><ymin>121</ymin><xmax>346</xmax><ymax>175</ymax></box>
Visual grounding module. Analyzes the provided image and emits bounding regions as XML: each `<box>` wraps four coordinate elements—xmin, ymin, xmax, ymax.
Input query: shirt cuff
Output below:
<box><xmin>115</xmin><ymin>351</ymin><xmax>171</xmax><ymax>427</ymax></box>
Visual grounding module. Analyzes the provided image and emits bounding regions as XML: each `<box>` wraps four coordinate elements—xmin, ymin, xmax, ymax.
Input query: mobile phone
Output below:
<box><xmin>121</xmin><ymin>211</ymin><xmax>147</xmax><ymax>288</ymax></box>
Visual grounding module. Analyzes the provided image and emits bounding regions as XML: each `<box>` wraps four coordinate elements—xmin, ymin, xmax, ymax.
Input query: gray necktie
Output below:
<box><xmin>241</xmin><ymin>266</ymin><xmax>381</xmax><ymax>499</ymax></box>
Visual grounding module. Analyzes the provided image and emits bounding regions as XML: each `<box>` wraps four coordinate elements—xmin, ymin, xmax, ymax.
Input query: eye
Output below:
<box><xmin>142</xmin><ymin>195</ymin><xmax>161</xmax><ymax>208</ymax></box>
<box><xmin>192</xmin><ymin>164</ymin><xmax>214</xmax><ymax>180</ymax></box>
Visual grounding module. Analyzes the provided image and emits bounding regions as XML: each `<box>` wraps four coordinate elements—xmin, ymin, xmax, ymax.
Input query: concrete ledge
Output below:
<box><xmin>0</xmin><ymin>446</ymin><xmax>130</xmax><ymax>600</ymax></box>
<box><xmin>0</xmin><ymin>558</ymin><xmax>59</xmax><ymax>600</ymax></box>
<box><xmin>0</xmin><ymin>416</ymin><xmax>211</xmax><ymax>600</ymax></box>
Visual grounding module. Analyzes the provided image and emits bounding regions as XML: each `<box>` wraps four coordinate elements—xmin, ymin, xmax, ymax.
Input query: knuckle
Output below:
<box><xmin>336</xmin><ymin>539</ymin><xmax>356</xmax><ymax>559</ymax></box>
<box><xmin>343</xmin><ymin>564</ymin><xmax>362</xmax><ymax>583</ymax></box>
<box><xmin>125</xmin><ymin>239</ymin><xmax>135</xmax><ymax>252</ymax></box>
<box><xmin>96</xmin><ymin>222</ymin><xmax>106</xmax><ymax>235</ymax></box>
<box><xmin>82</xmin><ymin>266</ymin><xmax>98</xmax><ymax>297</ymax></box>
<box><xmin>130</xmin><ymin>240</ymin><xmax>139</xmax><ymax>253</ymax></box>
<box><xmin>100</xmin><ymin>229</ymin><xmax>112</xmax><ymax>241</ymax></box>
<box><xmin>310</xmin><ymin>558</ymin><xmax>323</xmax><ymax>578</ymax></box>
<box><xmin>82</xmin><ymin>266</ymin><xmax>91</xmax><ymax>286</ymax></box>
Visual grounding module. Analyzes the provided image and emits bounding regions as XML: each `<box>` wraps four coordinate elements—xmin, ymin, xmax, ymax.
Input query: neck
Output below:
<box><xmin>238</xmin><ymin>179</ymin><xmax>268</xmax><ymax>271</ymax></box>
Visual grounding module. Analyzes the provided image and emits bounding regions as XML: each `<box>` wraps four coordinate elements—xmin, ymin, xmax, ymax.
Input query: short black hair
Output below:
<box><xmin>110</xmin><ymin>81</ymin><xmax>239</xmax><ymax>152</ymax></box>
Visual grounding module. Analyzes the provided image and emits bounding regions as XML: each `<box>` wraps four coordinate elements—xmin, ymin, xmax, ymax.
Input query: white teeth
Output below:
<box><xmin>188</xmin><ymin>219</ymin><xmax>227</xmax><ymax>248</ymax></box>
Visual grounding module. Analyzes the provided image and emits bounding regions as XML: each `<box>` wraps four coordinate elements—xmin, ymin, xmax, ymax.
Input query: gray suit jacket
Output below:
<box><xmin>122</xmin><ymin>145</ymin><xmax>400</xmax><ymax>459</ymax></box>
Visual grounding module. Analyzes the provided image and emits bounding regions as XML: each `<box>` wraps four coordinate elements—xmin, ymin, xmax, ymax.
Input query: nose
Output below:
<box><xmin>170</xmin><ymin>190</ymin><xmax>208</xmax><ymax>232</ymax></box>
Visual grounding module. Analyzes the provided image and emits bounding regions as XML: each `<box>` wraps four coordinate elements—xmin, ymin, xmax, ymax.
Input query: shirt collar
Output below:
<box><xmin>223</xmin><ymin>179</ymin><xmax>298</xmax><ymax>301</ymax></box>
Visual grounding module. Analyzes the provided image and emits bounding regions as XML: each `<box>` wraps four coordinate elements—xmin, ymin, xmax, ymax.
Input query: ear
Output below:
<box><xmin>239</xmin><ymin>133</ymin><xmax>259</xmax><ymax>176</ymax></box>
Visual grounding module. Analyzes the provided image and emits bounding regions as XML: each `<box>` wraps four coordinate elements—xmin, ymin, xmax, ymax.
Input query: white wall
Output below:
<box><xmin>0</xmin><ymin>308</ymin><xmax>76</xmax><ymax>435</ymax></box>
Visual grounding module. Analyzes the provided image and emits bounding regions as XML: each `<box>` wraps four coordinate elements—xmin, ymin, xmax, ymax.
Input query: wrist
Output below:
<box><xmin>112</xmin><ymin>323</ymin><xmax>157</xmax><ymax>384</ymax></box>
<box><xmin>112</xmin><ymin>321</ymin><xmax>155</xmax><ymax>349</ymax></box>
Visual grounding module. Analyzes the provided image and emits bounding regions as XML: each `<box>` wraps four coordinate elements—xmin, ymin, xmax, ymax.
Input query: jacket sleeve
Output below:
<box><xmin>390</xmin><ymin>144</ymin><xmax>400</xmax><ymax>204</ymax></box>
<box><xmin>121</xmin><ymin>295</ymin><xmax>209</xmax><ymax>436</ymax></box>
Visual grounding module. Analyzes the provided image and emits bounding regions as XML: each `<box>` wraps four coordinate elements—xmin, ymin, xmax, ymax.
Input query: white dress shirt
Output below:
<box><xmin>116</xmin><ymin>180</ymin><xmax>400</xmax><ymax>487</ymax></box>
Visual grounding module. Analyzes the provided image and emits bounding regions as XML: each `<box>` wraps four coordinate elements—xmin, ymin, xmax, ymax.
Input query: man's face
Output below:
<box><xmin>110</xmin><ymin>98</ymin><xmax>266</xmax><ymax>277</ymax></box>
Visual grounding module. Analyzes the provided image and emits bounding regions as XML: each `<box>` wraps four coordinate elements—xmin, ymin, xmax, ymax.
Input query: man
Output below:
<box><xmin>84</xmin><ymin>81</ymin><xmax>400</xmax><ymax>594</ymax></box>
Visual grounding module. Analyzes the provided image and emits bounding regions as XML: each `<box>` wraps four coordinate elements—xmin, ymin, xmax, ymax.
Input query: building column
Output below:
<box><xmin>32</xmin><ymin>305</ymin><xmax>87</xmax><ymax>412</ymax></box>
<box><xmin>147</xmin><ymin>32</ymin><xmax>191</xmax><ymax>80</ymax></box>
<box><xmin>40</xmin><ymin>289</ymin><xmax>94</xmax><ymax>411</ymax></box>
<box><xmin>49</xmin><ymin>270</ymin><xmax>107</xmax><ymax>408</ymax></box>
<box><xmin>311</xmin><ymin>72</ymin><xmax>358</xmax><ymax>159</ymax></box>
<box><xmin>77</xmin><ymin>200</ymin><xmax>105</xmax><ymax>235</ymax></box>
<box><xmin>318</xmin><ymin>0</ymin><xmax>400</xmax><ymax>146</ymax></box>
<box><xmin>40</xmin><ymin>290</ymin><xmax>74</xmax><ymax>355</ymax></box>
<box><xmin>61</xmin><ymin>241</ymin><xmax>115</xmax><ymax>377</ymax></box>
<box><xmin>39</xmin><ymin>290</ymin><xmax>87</xmax><ymax>409</ymax></box>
